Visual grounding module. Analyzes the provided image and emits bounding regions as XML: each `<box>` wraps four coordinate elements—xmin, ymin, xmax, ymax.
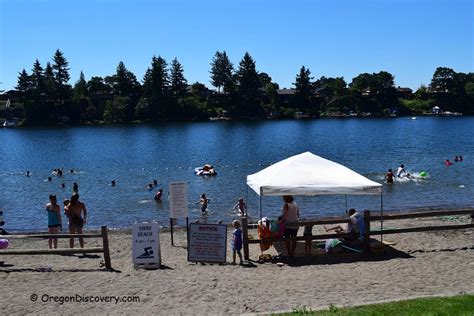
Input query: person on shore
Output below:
<box><xmin>232</xmin><ymin>197</ymin><xmax>248</xmax><ymax>216</ymax></box>
<box><xmin>154</xmin><ymin>189</ymin><xmax>163</xmax><ymax>202</ymax></box>
<box><xmin>385</xmin><ymin>169</ymin><xmax>395</xmax><ymax>184</ymax></box>
<box><xmin>64</xmin><ymin>193</ymin><xmax>87</xmax><ymax>248</ymax></box>
<box><xmin>197</xmin><ymin>193</ymin><xmax>210</xmax><ymax>213</ymax></box>
<box><xmin>303</xmin><ymin>224</ymin><xmax>313</xmax><ymax>255</ymax></box>
<box><xmin>231</xmin><ymin>220</ymin><xmax>243</xmax><ymax>265</ymax></box>
<box><xmin>73</xmin><ymin>182</ymin><xmax>79</xmax><ymax>193</ymax></box>
<box><xmin>282</xmin><ymin>195</ymin><xmax>299</xmax><ymax>257</ymax></box>
<box><xmin>45</xmin><ymin>195</ymin><xmax>62</xmax><ymax>249</ymax></box>
<box><xmin>396</xmin><ymin>164</ymin><xmax>406</xmax><ymax>178</ymax></box>
<box><xmin>324</xmin><ymin>208</ymin><xmax>365</xmax><ymax>242</ymax></box>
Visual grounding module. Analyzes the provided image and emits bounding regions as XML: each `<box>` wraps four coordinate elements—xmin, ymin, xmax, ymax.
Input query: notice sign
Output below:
<box><xmin>132</xmin><ymin>222</ymin><xmax>161</xmax><ymax>267</ymax></box>
<box><xmin>188</xmin><ymin>223</ymin><xmax>227</xmax><ymax>263</ymax></box>
<box><xmin>169</xmin><ymin>182</ymin><xmax>188</xmax><ymax>218</ymax></box>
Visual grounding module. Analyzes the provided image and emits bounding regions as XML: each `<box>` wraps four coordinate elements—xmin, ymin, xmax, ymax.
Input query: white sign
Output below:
<box><xmin>188</xmin><ymin>223</ymin><xmax>227</xmax><ymax>263</ymax></box>
<box><xmin>169</xmin><ymin>182</ymin><xmax>188</xmax><ymax>218</ymax></box>
<box><xmin>132</xmin><ymin>222</ymin><xmax>160</xmax><ymax>268</ymax></box>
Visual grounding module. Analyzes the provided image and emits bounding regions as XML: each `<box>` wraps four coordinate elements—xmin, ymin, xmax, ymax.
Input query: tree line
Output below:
<box><xmin>9</xmin><ymin>49</ymin><xmax>474</xmax><ymax>124</ymax></box>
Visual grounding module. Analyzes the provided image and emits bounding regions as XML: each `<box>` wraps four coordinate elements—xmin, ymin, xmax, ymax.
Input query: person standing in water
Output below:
<box><xmin>197</xmin><ymin>193</ymin><xmax>210</xmax><ymax>213</ymax></box>
<box><xmin>64</xmin><ymin>193</ymin><xmax>87</xmax><ymax>248</ymax></box>
<box><xmin>232</xmin><ymin>197</ymin><xmax>248</xmax><ymax>216</ymax></box>
<box><xmin>385</xmin><ymin>169</ymin><xmax>395</xmax><ymax>183</ymax></box>
<box><xmin>397</xmin><ymin>164</ymin><xmax>406</xmax><ymax>178</ymax></box>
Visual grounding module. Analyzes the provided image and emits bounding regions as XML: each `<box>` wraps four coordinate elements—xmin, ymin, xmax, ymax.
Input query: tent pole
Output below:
<box><xmin>380</xmin><ymin>192</ymin><xmax>384</xmax><ymax>243</ymax></box>
<box><xmin>259</xmin><ymin>187</ymin><xmax>263</xmax><ymax>219</ymax></box>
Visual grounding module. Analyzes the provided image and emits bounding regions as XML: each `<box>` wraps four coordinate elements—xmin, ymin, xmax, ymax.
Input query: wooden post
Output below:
<box><xmin>471</xmin><ymin>211</ymin><xmax>474</xmax><ymax>224</ymax></box>
<box><xmin>170</xmin><ymin>218</ymin><xmax>174</xmax><ymax>246</ymax></box>
<box><xmin>241</xmin><ymin>216</ymin><xmax>250</xmax><ymax>260</ymax></box>
<box><xmin>363</xmin><ymin>210</ymin><xmax>371</xmax><ymax>254</ymax></box>
<box><xmin>101</xmin><ymin>226</ymin><xmax>112</xmax><ymax>270</ymax></box>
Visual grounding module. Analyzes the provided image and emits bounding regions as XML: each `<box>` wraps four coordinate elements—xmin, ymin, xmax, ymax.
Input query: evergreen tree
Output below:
<box><xmin>73</xmin><ymin>71</ymin><xmax>88</xmax><ymax>98</ymax></box>
<box><xmin>52</xmin><ymin>49</ymin><xmax>70</xmax><ymax>86</ymax></box>
<box><xmin>71</xmin><ymin>71</ymin><xmax>90</xmax><ymax>123</ymax></box>
<box><xmin>107</xmin><ymin>62</ymin><xmax>141</xmax><ymax>121</ymax></box>
<box><xmin>294</xmin><ymin>66</ymin><xmax>314</xmax><ymax>112</ymax></box>
<box><xmin>170</xmin><ymin>58</ymin><xmax>188</xmax><ymax>98</ymax></box>
<box><xmin>210</xmin><ymin>51</ymin><xmax>234</xmax><ymax>93</ymax></box>
<box><xmin>16</xmin><ymin>69</ymin><xmax>33</xmax><ymax>94</ymax></box>
<box><xmin>142</xmin><ymin>55</ymin><xmax>169</xmax><ymax>119</ymax></box>
<box><xmin>31</xmin><ymin>59</ymin><xmax>44</xmax><ymax>90</ymax></box>
<box><xmin>236</xmin><ymin>52</ymin><xmax>260</xmax><ymax>116</ymax></box>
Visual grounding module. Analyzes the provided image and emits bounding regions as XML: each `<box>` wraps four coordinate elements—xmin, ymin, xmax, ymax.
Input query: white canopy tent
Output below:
<box><xmin>246</xmin><ymin>152</ymin><xmax>384</xmax><ymax>238</ymax></box>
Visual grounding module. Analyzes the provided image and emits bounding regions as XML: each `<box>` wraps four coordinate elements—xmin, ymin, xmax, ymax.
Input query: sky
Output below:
<box><xmin>0</xmin><ymin>0</ymin><xmax>472</xmax><ymax>92</ymax></box>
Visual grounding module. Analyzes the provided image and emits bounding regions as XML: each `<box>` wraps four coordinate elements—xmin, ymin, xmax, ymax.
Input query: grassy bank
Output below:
<box><xmin>284</xmin><ymin>294</ymin><xmax>474</xmax><ymax>315</ymax></box>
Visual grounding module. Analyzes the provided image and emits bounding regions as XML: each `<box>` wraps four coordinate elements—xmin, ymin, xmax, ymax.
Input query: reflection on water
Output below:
<box><xmin>1</xmin><ymin>117</ymin><xmax>473</xmax><ymax>230</ymax></box>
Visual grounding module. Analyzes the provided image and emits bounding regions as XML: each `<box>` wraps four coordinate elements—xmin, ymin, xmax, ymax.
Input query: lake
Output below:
<box><xmin>1</xmin><ymin>117</ymin><xmax>473</xmax><ymax>231</ymax></box>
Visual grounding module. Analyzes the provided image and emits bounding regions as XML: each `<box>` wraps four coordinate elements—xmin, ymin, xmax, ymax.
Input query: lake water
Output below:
<box><xmin>1</xmin><ymin>117</ymin><xmax>473</xmax><ymax>231</ymax></box>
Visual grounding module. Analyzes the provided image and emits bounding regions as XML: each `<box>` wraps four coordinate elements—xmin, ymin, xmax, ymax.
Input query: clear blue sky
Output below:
<box><xmin>1</xmin><ymin>0</ymin><xmax>472</xmax><ymax>91</ymax></box>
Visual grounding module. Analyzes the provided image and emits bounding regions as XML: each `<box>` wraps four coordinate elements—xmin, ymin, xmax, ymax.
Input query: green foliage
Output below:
<box><xmin>294</xmin><ymin>66</ymin><xmax>314</xmax><ymax>113</ymax></box>
<box><xmin>210</xmin><ymin>51</ymin><xmax>234</xmax><ymax>93</ymax></box>
<box><xmin>291</xmin><ymin>306</ymin><xmax>314</xmax><ymax>314</ymax></box>
<box><xmin>280</xmin><ymin>294</ymin><xmax>474</xmax><ymax>315</ymax></box>
<box><xmin>401</xmin><ymin>99</ymin><xmax>435</xmax><ymax>114</ymax></box>
<box><xmin>236</xmin><ymin>52</ymin><xmax>261</xmax><ymax>116</ymax></box>
<box><xmin>170</xmin><ymin>58</ymin><xmax>188</xmax><ymax>98</ymax></box>
<box><xmin>11</xmin><ymin>49</ymin><xmax>474</xmax><ymax>124</ymax></box>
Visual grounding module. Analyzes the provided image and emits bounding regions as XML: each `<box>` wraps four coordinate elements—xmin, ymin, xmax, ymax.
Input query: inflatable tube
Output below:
<box><xmin>194</xmin><ymin>166</ymin><xmax>217</xmax><ymax>176</ymax></box>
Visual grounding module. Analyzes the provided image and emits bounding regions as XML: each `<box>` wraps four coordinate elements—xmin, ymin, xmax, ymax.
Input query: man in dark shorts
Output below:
<box><xmin>64</xmin><ymin>193</ymin><xmax>87</xmax><ymax>248</ymax></box>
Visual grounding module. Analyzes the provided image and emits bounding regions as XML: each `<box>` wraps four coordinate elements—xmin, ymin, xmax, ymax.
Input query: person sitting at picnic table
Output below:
<box><xmin>324</xmin><ymin>208</ymin><xmax>365</xmax><ymax>242</ymax></box>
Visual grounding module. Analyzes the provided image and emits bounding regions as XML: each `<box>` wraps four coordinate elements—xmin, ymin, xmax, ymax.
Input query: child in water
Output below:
<box><xmin>231</xmin><ymin>220</ymin><xmax>243</xmax><ymax>265</ymax></box>
<box><xmin>385</xmin><ymin>169</ymin><xmax>395</xmax><ymax>183</ymax></box>
<box><xmin>197</xmin><ymin>193</ymin><xmax>210</xmax><ymax>213</ymax></box>
<box><xmin>232</xmin><ymin>197</ymin><xmax>248</xmax><ymax>216</ymax></box>
<box><xmin>154</xmin><ymin>189</ymin><xmax>163</xmax><ymax>202</ymax></box>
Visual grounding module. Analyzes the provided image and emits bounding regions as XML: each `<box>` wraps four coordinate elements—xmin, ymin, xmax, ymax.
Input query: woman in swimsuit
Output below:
<box><xmin>46</xmin><ymin>194</ymin><xmax>62</xmax><ymax>249</ymax></box>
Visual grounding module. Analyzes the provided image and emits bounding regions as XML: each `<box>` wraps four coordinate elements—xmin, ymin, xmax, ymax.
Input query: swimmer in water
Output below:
<box><xmin>385</xmin><ymin>169</ymin><xmax>395</xmax><ymax>183</ymax></box>
<box><xmin>147</xmin><ymin>183</ymin><xmax>153</xmax><ymax>190</ymax></box>
<box><xmin>26</xmin><ymin>170</ymin><xmax>30</xmax><ymax>177</ymax></box>
<box><xmin>154</xmin><ymin>189</ymin><xmax>163</xmax><ymax>202</ymax></box>
<box><xmin>111</xmin><ymin>180</ymin><xmax>116</xmax><ymax>187</ymax></box>
<box><xmin>445</xmin><ymin>159</ymin><xmax>453</xmax><ymax>166</ymax></box>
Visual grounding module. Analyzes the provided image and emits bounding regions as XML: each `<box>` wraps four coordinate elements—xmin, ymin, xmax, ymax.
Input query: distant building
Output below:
<box><xmin>277</xmin><ymin>88</ymin><xmax>295</xmax><ymax>105</ymax></box>
<box><xmin>397</xmin><ymin>86</ymin><xmax>413</xmax><ymax>98</ymax></box>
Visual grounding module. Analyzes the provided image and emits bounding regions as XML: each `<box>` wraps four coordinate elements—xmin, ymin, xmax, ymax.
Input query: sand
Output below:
<box><xmin>0</xmin><ymin>215</ymin><xmax>473</xmax><ymax>315</ymax></box>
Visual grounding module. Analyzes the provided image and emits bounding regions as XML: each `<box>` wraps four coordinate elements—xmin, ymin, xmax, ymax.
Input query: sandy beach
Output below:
<box><xmin>1</xmin><ymin>214</ymin><xmax>473</xmax><ymax>315</ymax></box>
